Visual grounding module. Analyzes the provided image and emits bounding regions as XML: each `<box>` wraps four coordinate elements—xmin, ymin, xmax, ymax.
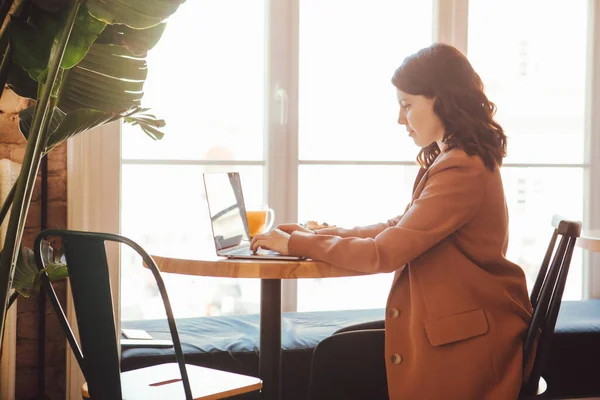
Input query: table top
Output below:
<box><xmin>150</xmin><ymin>254</ymin><xmax>370</xmax><ymax>279</ymax></box>
<box><xmin>150</xmin><ymin>229</ymin><xmax>600</xmax><ymax>279</ymax></box>
<box><xmin>579</xmin><ymin>230</ymin><xmax>600</xmax><ymax>253</ymax></box>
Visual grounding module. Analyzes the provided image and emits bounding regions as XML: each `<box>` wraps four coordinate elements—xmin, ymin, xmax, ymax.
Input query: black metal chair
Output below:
<box><xmin>519</xmin><ymin>217</ymin><xmax>582</xmax><ymax>398</ymax></box>
<box><xmin>35</xmin><ymin>229</ymin><xmax>262</xmax><ymax>400</ymax></box>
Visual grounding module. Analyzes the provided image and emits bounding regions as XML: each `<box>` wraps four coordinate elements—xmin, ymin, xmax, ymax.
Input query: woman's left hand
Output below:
<box><xmin>250</xmin><ymin>229</ymin><xmax>291</xmax><ymax>255</ymax></box>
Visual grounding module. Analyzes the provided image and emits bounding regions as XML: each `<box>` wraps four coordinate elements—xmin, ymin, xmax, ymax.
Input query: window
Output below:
<box><xmin>120</xmin><ymin>0</ymin><xmax>596</xmax><ymax>320</ymax></box>
<box><xmin>467</xmin><ymin>0</ymin><xmax>588</xmax><ymax>299</ymax></box>
<box><xmin>120</xmin><ymin>0</ymin><xmax>266</xmax><ymax>320</ymax></box>
<box><xmin>296</xmin><ymin>0</ymin><xmax>433</xmax><ymax>310</ymax></box>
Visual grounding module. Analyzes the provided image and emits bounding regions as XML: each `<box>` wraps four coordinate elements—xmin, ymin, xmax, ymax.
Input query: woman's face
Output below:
<box><xmin>396</xmin><ymin>89</ymin><xmax>445</xmax><ymax>148</ymax></box>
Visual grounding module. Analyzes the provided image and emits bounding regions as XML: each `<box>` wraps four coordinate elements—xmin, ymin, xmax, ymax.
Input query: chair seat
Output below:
<box><xmin>82</xmin><ymin>363</ymin><xmax>262</xmax><ymax>399</ymax></box>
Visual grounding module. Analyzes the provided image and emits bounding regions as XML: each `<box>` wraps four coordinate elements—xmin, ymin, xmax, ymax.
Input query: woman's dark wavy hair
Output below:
<box><xmin>391</xmin><ymin>43</ymin><xmax>506</xmax><ymax>171</ymax></box>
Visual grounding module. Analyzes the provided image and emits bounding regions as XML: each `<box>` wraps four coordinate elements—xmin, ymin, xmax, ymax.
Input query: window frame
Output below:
<box><xmin>585</xmin><ymin>0</ymin><xmax>600</xmax><ymax>298</ymax></box>
<box><xmin>67</xmin><ymin>3</ymin><xmax>600</xmax><ymax>372</ymax></box>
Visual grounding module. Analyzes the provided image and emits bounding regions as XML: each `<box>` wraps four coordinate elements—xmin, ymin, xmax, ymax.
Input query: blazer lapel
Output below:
<box><xmin>411</xmin><ymin>150</ymin><xmax>452</xmax><ymax>202</ymax></box>
<box><xmin>391</xmin><ymin>151</ymin><xmax>451</xmax><ymax>287</ymax></box>
<box><xmin>411</xmin><ymin>167</ymin><xmax>429</xmax><ymax>202</ymax></box>
<box><xmin>390</xmin><ymin>166</ymin><xmax>429</xmax><ymax>286</ymax></box>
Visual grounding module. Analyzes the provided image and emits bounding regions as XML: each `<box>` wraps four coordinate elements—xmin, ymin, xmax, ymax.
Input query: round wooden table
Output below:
<box><xmin>151</xmin><ymin>255</ymin><xmax>369</xmax><ymax>400</ymax></box>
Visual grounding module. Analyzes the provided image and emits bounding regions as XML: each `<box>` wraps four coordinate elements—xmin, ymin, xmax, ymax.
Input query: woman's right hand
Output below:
<box><xmin>277</xmin><ymin>223</ymin><xmax>316</xmax><ymax>235</ymax></box>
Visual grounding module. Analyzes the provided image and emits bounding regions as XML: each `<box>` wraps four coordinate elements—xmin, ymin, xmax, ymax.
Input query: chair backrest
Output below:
<box><xmin>34</xmin><ymin>229</ymin><xmax>193</xmax><ymax>400</ymax></box>
<box><xmin>520</xmin><ymin>217</ymin><xmax>581</xmax><ymax>396</ymax></box>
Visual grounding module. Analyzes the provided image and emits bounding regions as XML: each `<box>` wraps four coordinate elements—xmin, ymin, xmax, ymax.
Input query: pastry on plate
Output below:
<box><xmin>304</xmin><ymin>220</ymin><xmax>337</xmax><ymax>230</ymax></box>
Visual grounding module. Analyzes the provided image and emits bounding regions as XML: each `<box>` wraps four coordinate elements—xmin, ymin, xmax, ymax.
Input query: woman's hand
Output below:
<box><xmin>250</xmin><ymin>229</ymin><xmax>291</xmax><ymax>255</ymax></box>
<box><xmin>277</xmin><ymin>223</ymin><xmax>315</xmax><ymax>235</ymax></box>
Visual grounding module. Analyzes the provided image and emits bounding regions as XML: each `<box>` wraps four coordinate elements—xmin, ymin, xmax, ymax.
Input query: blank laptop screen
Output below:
<box><xmin>203</xmin><ymin>172</ymin><xmax>251</xmax><ymax>251</ymax></box>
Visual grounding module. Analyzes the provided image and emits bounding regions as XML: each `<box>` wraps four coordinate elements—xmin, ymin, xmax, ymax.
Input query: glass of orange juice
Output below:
<box><xmin>246</xmin><ymin>205</ymin><xmax>275</xmax><ymax>238</ymax></box>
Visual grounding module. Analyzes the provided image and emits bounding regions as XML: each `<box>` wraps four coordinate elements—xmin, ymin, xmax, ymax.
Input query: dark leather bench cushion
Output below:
<box><xmin>544</xmin><ymin>300</ymin><xmax>600</xmax><ymax>398</ymax></box>
<box><xmin>122</xmin><ymin>308</ymin><xmax>385</xmax><ymax>359</ymax></box>
<box><xmin>121</xmin><ymin>308</ymin><xmax>385</xmax><ymax>400</ymax></box>
<box><xmin>121</xmin><ymin>301</ymin><xmax>600</xmax><ymax>399</ymax></box>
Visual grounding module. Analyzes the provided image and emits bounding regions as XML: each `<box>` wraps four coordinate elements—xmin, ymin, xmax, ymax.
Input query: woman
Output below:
<box><xmin>250</xmin><ymin>43</ymin><xmax>532</xmax><ymax>400</ymax></box>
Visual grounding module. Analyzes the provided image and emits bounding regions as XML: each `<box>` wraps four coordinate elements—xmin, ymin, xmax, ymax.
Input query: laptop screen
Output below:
<box><xmin>203</xmin><ymin>172</ymin><xmax>251</xmax><ymax>251</ymax></box>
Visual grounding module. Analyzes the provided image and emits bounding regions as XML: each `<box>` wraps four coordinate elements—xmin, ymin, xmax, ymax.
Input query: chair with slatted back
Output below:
<box><xmin>519</xmin><ymin>217</ymin><xmax>582</xmax><ymax>398</ymax></box>
<box><xmin>34</xmin><ymin>229</ymin><xmax>262</xmax><ymax>400</ymax></box>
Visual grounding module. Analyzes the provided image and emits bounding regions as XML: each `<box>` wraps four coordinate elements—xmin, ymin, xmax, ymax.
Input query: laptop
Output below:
<box><xmin>202</xmin><ymin>172</ymin><xmax>304</xmax><ymax>261</ymax></box>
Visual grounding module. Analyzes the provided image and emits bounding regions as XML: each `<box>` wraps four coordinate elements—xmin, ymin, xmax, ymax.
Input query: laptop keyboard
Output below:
<box><xmin>226</xmin><ymin>247</ymin><xmax>279</xmax><ymax>256</ymax></box>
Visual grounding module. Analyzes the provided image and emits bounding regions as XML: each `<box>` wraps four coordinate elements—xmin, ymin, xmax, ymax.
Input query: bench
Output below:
<box><xmin>121</xmin><ymin>301</ymin><xmax>600</xmax><ymax>399</ymax></box>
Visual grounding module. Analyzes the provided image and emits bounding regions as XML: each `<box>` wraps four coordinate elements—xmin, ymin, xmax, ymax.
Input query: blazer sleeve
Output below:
<box><xmin>288</xmin><ymin>159</ymin><xmax>487</xmax><ymax>273</ymax></box>
<box><xmin>314</xmin><ymin>214</ymin><xmax>405</xmax><ymax>239</ymax></box>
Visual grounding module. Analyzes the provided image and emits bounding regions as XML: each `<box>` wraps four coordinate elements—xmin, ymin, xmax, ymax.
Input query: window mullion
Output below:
<box><xmin>265</xmin><ymin>0</ymin><xmax>299</xmax><ymax>312</ymax></box>
<box><xmin>432</xmin><ymin>0</ymin><xmax>469</xmax><ymax>53</ymax></box>
<box><xmin>585</xmin><ymin>0</ymin><xmax>600</xmax><ymax>298</ymax></box>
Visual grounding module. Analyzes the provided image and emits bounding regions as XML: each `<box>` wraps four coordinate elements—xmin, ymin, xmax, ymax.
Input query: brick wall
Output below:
<box><xmin>0</xmin><ymin>87</ymin><xmax>67</xmax><ymax>399</ymax></box>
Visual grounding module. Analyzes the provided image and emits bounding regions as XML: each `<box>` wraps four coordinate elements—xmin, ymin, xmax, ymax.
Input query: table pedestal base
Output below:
<box><xmin>259</xmin><ymin>279</ymin><xmax>282</xmax><ymax>400</ymax></box>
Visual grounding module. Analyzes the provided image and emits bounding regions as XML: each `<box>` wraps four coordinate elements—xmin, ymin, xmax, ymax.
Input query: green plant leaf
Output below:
<box><xmin>58</xmin><ymin>43</ymin><xmax>147</xmax><ymax>114</ymax></box>
<box><xmin>18</xmin><ymin>105</ymin><xmax>63</xmax><ymax>144</ymax></box>
<box><xmin>45</xmin><ymin>108</ymin><xmax>117</xmax><ymax>150</ymax></box>
<box><xmin>124</xmin><ymin>112</ymin><xmax>165</xmax><ymax>140</ymax></box>
<box><xmin>96</xmin><ymin>22</ymin><xmax>166</xmax><ymax>56</ymax></box>
<box><xmin>9</xmin><ymin>4</ymin><xmax>106</xmax><ymax>83</ymax></box>
<box><xmin>19</xmin><ymin>105</ymin><xmax>166</xmax><ymax>149</ymax></box>
<box><xmin>6</xmin><ymin>63</ymin><xmax>38</xmax><ymax>100</ymax></box>
<box><xmin>37</xmin><ymin>240</ymin><xmax>68</xmax><ymax>282</ymax></box>
<box><xmin>86</xmin><ymin>0</ymin><xmax>185</xmax><ymax>29</ymax></box>
<box><xmin>10</xmin><ymin>3</ymin><xmax>172</xmax><ymax>147</ymax></box>
<box><xmin>59</xmin><ymin>4</ymin><xmax>107</xmax><ymax>69</ymax></box>
<box><xmin>11</xmin><ymin>242</ymin><xmax>69</xmax><ymax>298</ymax></box>
<box><xmin>43</xmin><ymin>262</ymin><xmax>68</xmax><ymax>282</ymax></box>
<box><xmin>8</xmin><ymin>13</ymin><xmax>56</xmax><ymax>82</ymax></box>
<box><xmin>32</xmin><ymin>0</ymin><xmax>68</xmax><ymax>13</ymax></box>
<box><xmin>19</xmin><ymin>105</ymin><xmax>116</xmax><ymax>150</ymax></box>
<box><xmin>11</xmin><ymin>246</ymin><xmax>39</xmax><ymax>298</ymax></box>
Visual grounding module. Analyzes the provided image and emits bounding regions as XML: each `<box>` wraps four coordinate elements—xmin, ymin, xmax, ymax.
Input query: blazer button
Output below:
<box><xmin>390</xmin><ymin>308</ymin><xmax>400</xmax><ymax>319</ymax></box>
<box><xmin>391</xmin><ymin>354</ymin><xmax>403</xmax><ymax>365</ymax></box>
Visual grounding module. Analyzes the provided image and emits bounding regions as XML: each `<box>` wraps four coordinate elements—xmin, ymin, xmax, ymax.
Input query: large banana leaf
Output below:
<box><xmin>61</xmin><ymin>3</ymin><xmax>106</xmax><ymax>69</ymax></box>
<box><xmin>59</xmin><ymin>43</ymin><xmax>147</xmax><ymax>113</ymax></box>
<box><xmin>32</xmin><ymin>0</ymin><xmax>68</xmax><ymax>13</ymax></box>
<box><xmin>19</xmin><ymin>106</ymin><xmax>114</xmax><ymax>151</ymax></box>
<box><xmin>9</xmin><ymin>4</ymin><xmax>106</xmax><ymax>82</ymax></box>
<box><xmin>95</xmin><ymin>22</ymin><xmax>166</xmax><ymax>56</ymax></box>
<box><xmin>8</xmin><ymin>10</ymin><xmax>168</xmax><ymax>100</ymax></box>
<box><xmin>18</xmin><ymin>105</ymin><xmax>165</xmax><ymax>150</ymax></box>
<box><xmin>7</xmin><ymin>0</ymin><xmax>175</xmax><ymax>142</ymax></box>
<box><xmin>15</xmin><ymin>25</ymin><xmax>169</xmax><ymax>144</ymax></box>
<box><xmin>18</xmin><ymin>104</ymin><xmax>63</xmax><ymax>142</ymax></box>
<box><xmin>6</xmin><ymin>61</ymin><xmax>38</xmax><ymax>100</ymax></box>
<box><xmin>86</xmin><ymin>0</ymin><xmax>184</xmax><ymax>29</ymax></box>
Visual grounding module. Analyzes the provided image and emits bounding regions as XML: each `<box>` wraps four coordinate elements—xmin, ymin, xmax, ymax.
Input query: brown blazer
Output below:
<box><xmin>288</xmin><ymin>149</ymin><xmax>532</xmax><ymax>400</ymax></box>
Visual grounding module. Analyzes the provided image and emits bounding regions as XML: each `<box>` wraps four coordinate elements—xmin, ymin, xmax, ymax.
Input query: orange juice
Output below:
<box><xmin>246</xmin><ymin>210</ymin><xmax>268</xmax><ymax>237</ymax></box>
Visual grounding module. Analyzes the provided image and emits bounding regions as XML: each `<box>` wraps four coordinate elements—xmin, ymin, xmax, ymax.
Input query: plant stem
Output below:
<box><xmin>0</xmin><ymin>0</ymin><xmax>14</xmax><ymax>31</ymax></box>
<box><xmin>0</xmin><ymin>0</ymin><xmax>81</xmax><ymax>342</ymax></box>
<box><xmin>0</xmin><ymin>43</ymin><xmax>13</xmax><ymax>90</ymax></box>
<box><xmin>16</xmin><ymin>98</ymin><xmax>56</xmax><ymax>240</ymax></box>
<box><xmin>0</xmin><ymin>179</ymin><xmax>16</xmax><ymax>227</ymax></box>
